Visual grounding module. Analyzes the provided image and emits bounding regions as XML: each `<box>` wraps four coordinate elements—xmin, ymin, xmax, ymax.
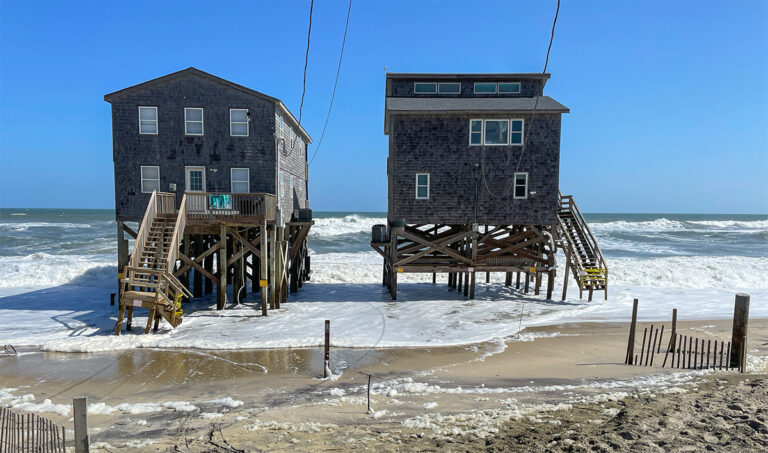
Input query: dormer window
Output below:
<box><xmin>138</xmin><ymin>106</ymin><xmax>158</xmax><ymax>134</ymax></box>
<box><xmin>474</xmin><ymin>83</ymin><xmax>497</xmax><ymax>94</ymax></box>
<box><xmin>438</xmin><ymin>83</ymin><xmax>460</xmax><ymax>94</ymax></box>
<box><xmin>499</xmin><ymin>82</ymin><xmax>521</xmax><ymax>93</ymax></box>
<box><xmin>414</xmin><ymin>82</ymin><xmax>437</xmax><ymax>94</ymax></box>
<box><xmin>184</xmin><ymin>108</ymin><xmax>204</xmax><ymax>135</ymax></box>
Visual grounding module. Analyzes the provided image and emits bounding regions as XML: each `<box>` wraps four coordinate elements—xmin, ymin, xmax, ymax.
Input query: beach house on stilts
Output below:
<box><xmin>372</xmin><ymin>73</ymin><xmax>607</xmax><ymax>301</ymax></box>
<box><xmin>105</xmin><ymin>68</ymin><xmax>313</xmax><ymax>334</ymax></box>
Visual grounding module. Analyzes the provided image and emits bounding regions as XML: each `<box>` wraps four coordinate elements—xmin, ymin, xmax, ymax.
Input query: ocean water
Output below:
<box><xmin>0</xmin><ymin>209</ymin><xmax>766</xmax><ymax>290</ymax></box>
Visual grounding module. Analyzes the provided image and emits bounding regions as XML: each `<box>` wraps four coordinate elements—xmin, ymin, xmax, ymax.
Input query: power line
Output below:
<box><xmin>298</xmin><ymin>0</ymin><xmax>314</xmax><ymax>125</ymax></box>
<box><xmin>309</xmin><ymin>0</ymin><xmax>353</xmax><ymax>167</ymax></box>
<box><xmin>480</xmin><ymin>0</ymin><xmax>561</xmax><ymax>198</ymax></box>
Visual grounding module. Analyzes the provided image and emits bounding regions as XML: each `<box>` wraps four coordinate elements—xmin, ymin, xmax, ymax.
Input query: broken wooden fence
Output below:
<box><xmin>0</xmin><ymin>406</ymin><xmax>66</xmax><ymax>452</ymax></box>
<box><xmin>624</xmin><ymin>294</ymin><xmax>750</xmax><ymax>372</ymax></box>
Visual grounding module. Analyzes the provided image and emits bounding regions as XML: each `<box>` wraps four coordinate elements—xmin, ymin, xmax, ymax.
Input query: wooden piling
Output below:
<box><xmin>73</xmin><ymin>397</ymin><xmax>88</xmax><ymax>453</ymax></box>
<box><xmin>260</xmin><ymin>222</ymin><xmax>268</xmax><ymax>315</ymax></box>
<box><xmin>726</xmin><ymin>341</ymin><xmax>731</xmax><ymax>370</ymax></box>
<box><xmin>561</xmin><ymin>258</ymin><xmax>570</xmax><ymax>301</ymax></box>
<box><xmin>204</xmin><ymin>237</ymin><xmax>213</xmax><ymax>295</ymax></box>
<box><xmin>730</xmin><ymin>293</ymin><xmax>750</xmax><ymax>370</ymax></box>
<box><xmin>324</xmin><ymin>319</ymin><xmax>330</xmax><ymax>378</ymax></box>
<box><xmin>524</xmin><ymin>272</ymin><xmax>530</xmax><ymax>294</ymax></box>
<box><xmin>669</xmin><ymin>309</ymin><xmax>677</xmax><ymax>352</ymax></box>
<box><xmin>217</xmin><ymin>225</ymin><xmax>227</xmax><ymax>310</ymax></box>
<box><xmin>269</xmin><ymin>225</ymin><xmax>276</xmax><ymax>309</ymax></box>
<box><xmin>516</xmin><ymin>272</ymin><xmax>521</xmax><ymax>290</ymax></box>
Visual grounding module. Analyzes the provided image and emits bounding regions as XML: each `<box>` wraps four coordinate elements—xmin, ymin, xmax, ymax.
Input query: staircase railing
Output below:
<box><xmin>128</xmin><ymin>191</ymin><xmax>177</xmax><ymax>269</ymax></box>
<box><xmin>165</xmin><ymin>193</ymin><xmax>192</xmax><ymax>298</ymax></box>
<box><xmin>559</xmin><ymin>194</ymin><xmax>606</xmax><ymax>268</ymax></box>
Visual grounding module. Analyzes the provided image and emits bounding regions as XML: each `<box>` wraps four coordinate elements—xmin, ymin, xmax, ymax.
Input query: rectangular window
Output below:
<box><xmin>498</xmin><ymin>82</ymin><xmax>521</xmax><ymax>93</ymax></box>
<box><xmin>510</xmin><ymin>119</ymin><xmax>524</xmax><ymax>145</ymax></box>
<box><xmin>140</xmin><ymin>166</ymin><xmax>160</xmax><ymax>193</ymax></box>
<box><xmin>438</xmin><ymin>82</ymin><xmax>460</xmax><ymax>94</ymax></box>
<box><xmin>469</xmin><ymin>119</ymin><xmax>483</xmax><ymax>145</ymax></box>
<box><xmin>231</xmin><ymin>168</ymin><xmax>249</xmax><ymax>193</ymax></box>
<box><xmin>413</xmin><ymin>82</ymin><xmax>437</xmax><ymax>94</ymax></box>
<box><xmin>185</xmin><ymin>166</ymin><xmax>206</xmax><ymax>192</ymax></box>
<box><xmin>474</xmin><ymin>82</ymin><xmax>497</xmax><ymax>94</ymax></box>
<box><xmin>415</xmin><ymin>173</ymin><xmax>430</xmax><ymax>199</ymax></box>
<box><xmin>184</xmin><ymin>108</ymin><xmax>204</xmax><ymax>135</ymax></box>
<box><xmin>138</xmin><ymin>106</ymin><xmax>158</xmax><ymax>134</ymax></box>
<box><xmin>230</xmin><ymin>109</ymin><xmax>249</xmax><ymax>136</ymax></box>
<box><xmin>484</xmin><ymin>119</ymin><xmax>509</xmax><ymax>145</ymax></box>
<box><xmin>514</xmin><ymin>173</ymin><xmax>528</xmax><ymax>199</ymax></box>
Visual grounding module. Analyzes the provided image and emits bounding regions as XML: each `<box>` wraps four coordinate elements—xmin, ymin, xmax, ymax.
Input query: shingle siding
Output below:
<box><xmin>109</xmin><ymin>73</ymin><xmax>308</xmax><ymax>222</ymax></box>
<box><xmin>388</xmin><ymin>113</ymin><xmax>561</xmax><ymax>226</ymax></box>
<box><xmin>275</xmin><ymin>113</ymin><xmax>308</xmax><ymax>221</ymax></box>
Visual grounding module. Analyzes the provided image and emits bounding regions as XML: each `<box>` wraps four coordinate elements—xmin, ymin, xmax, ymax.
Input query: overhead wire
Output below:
<box><xmin>480</xmin><ymin>0</ymin><xmax>561</xmax><ymax>198</ymax></box>
<box><xmin>309</xmin><ymin>0</ymin><xmax>353</xmax><ymax>167</ymax></box>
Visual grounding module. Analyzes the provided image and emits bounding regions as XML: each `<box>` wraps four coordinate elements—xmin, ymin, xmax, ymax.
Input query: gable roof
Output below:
<box><xmin>384</xmin><ymin>96</ymin><xmax>569</xmax><ymax>133</ymax></box>
<box><xmin>104</xmin><ymin>67</ymin><xmax>311</xmax><ymax>143</ymax></box>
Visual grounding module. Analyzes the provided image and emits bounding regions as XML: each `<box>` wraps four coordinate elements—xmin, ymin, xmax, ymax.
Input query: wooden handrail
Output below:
<box><xmin>166</xmin><ymin>193</ymin><xmax>187</xmax><ymax>275</ymax></box>
<box><xmin>129</xmin><ymin>191</ymin><xmax>158</xmax><ymax>268</ymax></box>
<box><xmin>558</xmin><ymin>191</ymin><xmax>608</xmax><ymax>276</ymax></box>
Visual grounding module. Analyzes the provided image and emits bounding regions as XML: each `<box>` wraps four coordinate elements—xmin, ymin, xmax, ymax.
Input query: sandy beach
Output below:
<box><xmin>2</xmin><ymin>318</ymin><xmax>767</xmax><ymax>451</ymax></box>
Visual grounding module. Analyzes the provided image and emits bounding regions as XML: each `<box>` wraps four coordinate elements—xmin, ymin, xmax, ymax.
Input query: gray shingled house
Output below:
<box><xmin>105</xmin><ymin>68</ymin><xmax>313</xmax><ymax>334</ymax></box>
<box><xmin>372</xmin><ymin>73</ymin><xmax>607</xmax><ymax>301</ymax></box>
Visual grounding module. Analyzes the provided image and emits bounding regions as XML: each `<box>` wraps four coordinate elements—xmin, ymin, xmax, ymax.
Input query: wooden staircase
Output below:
<box><xmin>557</xmin><ymin>192</ymin><xmax>608</xmax><ymax>301</ymax></box>
<box><xmin>115</xmin><ymin>191</ymin><xmax>192</xmax><ymax>335</ymax></box>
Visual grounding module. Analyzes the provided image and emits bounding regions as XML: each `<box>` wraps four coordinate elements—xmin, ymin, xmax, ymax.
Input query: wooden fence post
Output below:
<box><xmin>730</xmin><ymin>293</ymin><xmax>750</xmax><ymax>370</ymax></box>
<box><xmin>73</xmin><ymin>396</ymin><xmax>89</xmax><ymax>453</ymax></box>
<box><xmin>625</xmin><ymin>298</ymin><xmax>639</xmax><ymax>365</ymax></box>
<box><xmin>324</xmin><ymin>320</ymin><xmax>330</xmax><ymax>379</ymax></box>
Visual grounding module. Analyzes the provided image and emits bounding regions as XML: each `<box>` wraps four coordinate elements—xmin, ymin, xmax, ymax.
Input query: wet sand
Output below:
<box><xmin>1</xmin><ymin>318</ymin><xmax>767</xmax><ymax>451</ymax></box>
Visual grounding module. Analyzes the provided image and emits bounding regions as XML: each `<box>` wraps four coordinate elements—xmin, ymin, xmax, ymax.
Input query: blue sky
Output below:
<box><xmin>1</xmin><ymin>0</ymin><xmax>766</xmax><ymax>214</ymax></box>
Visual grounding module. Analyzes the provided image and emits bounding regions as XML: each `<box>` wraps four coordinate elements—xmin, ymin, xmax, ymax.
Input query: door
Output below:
<box><xmin>185</xmin><ymin>166</ymin><xmax>206</xmax><ymax>192</ymax></box>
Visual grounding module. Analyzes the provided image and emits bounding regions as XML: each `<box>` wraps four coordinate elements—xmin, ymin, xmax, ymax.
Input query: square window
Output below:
<box><xmin>510</xmin><ymin>119</ymin><xmax>524</xmax><ymax>145</ymax></box>
<box><xmin>474</xmin><ymin>83</ymin><xmax>497</xmax><ymax>93</ymax></box>
<box><xmin>414</xmin><ymin>82</ymin><xmax>437</xmax><ymax>94</ymax></box>
<box><xmin>484</xmin><ymin>120</ymin><xmax>509</xmax><ymax>145</ymax></box>
<box><xmin>498</xmin><ymin>82</ymin><xmax>521</xmax><ymax>93</ymax></box>
<box><xmin>470</xmin><ymin>119</ymin><xmax>483</xmax><ymax>145</ymax></box>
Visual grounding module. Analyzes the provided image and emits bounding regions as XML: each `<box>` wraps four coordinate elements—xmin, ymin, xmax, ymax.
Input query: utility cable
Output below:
<box><xmin>309</xmin><ymin>0</ymin><xmax>353</xmax><ymax>167</ymax></box>
<box><xmin>480</xmin><ymin>0</ymin><xmax>561</xmax><ymax>198</ymax></box>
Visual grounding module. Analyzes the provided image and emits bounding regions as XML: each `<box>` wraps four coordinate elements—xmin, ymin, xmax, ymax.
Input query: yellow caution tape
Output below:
<box><xmin>259</xmin><ymin>279</ymin><xmax>268</xmax><ymax>288</ymax></box>
<box><xmin>529</xmin><ymin>266</ymin><xmax>536</xmax><ymax>273</ymax></box>
<box><xmin>118</xmin><ymin>272</ymin><xmax>124</xmax><ymax>280</ymax></box>
<box><xmin>397</xmin><ymin>267</ymin><xmax>404</xmax><ymax>273</ymax></box>
<box><xmin>173</xmin><ymin>292</ymin><xmax>184</xmax><ymax>316</ymax></box>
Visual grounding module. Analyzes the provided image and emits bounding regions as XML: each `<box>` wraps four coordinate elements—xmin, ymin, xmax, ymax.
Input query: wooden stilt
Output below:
<box><xmin>516</xmin><ymin>272</ymin><xmax>521</xmax><ymax>290</ymax></box>
<box><xmin>546</xmin><ymin>270</ymin><xmax>554</xmax><ymax>300</ymax></box>
<box><xmin>193</xmin><ymin>235</ymin><xmax>202</xmax><ymax>297</ymax></box>
<box><xmin>144</xmin><ymin>308</ymin><xmax>155</xmax><ymax>334</ymax></box>
<box><xmin>625</xmin><ymin>299</ymin><xmax>638</xmax><ymax>365</ymax></box>
<box><xmin>534</xmin><ymin>272</ymin><xmax>542</xmax><ymax>296</ymax></box>
<box><xmin>261</xmin><ymin>222</ymin><xmax>268</xmax><ymax>316</ymax></box>
<box><xmin>561</xmin><ymin>258</ymin><xmax>570</xmax><ymax>301</ymax></box>
<box><xmin>204</xmin><ymin>236</ymin><xmax>213</xmax><ymax>295</ymax></box>
<box><xmin>126</xmin><ymin>306</ymin><xmax>134</xmax><ymax>331</ymax></box>
<box><xmin>114</xmin><ymin>305</ymin><xmax>125</xmax><ymax>335</ymax></box>
<box><xmin>524</xmin><ymin>272</ymin><xmax>530</xmax><ymax>294</ymax></box>
<box><xmin>505</xmin><ymin>272</ymin><xmax>511</xmax><ymax>287</ymax></box>
<box><xmin>217</xmin><ymin>225</ymin><xmax>227</xmax><ymax>310</ymax></box>
<box><xmin>269</xmin><ymin>225</ymin><xmax>276</xmax><ymax>309</ymax></box>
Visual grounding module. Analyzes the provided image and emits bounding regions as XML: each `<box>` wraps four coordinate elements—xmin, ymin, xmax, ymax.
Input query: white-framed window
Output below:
<box><xmin>231</xmin><ymin>168</ymin><xmax>249</xmax><ymax>193</ymax></box>
<box><xmin>474</xmin><ymin>82</ymin><xmax>497</xmax><ymax>94</ymax></box>
<box><xmin>499</xmin><ymin>82</ymin><xmax>521</xmax><ymax>93</ymax></box>
<box><xmin>413</xmin><ymin>82</ymin><xmax>437</xmax><ymax>94</ymax></box>
<box><xmin>510</xmin><ymin>119</ymin><xmax>524</xmax><ymax>145</ymax></box>
<box><xmin>185</xmin><ymin>166</ymin><xmax>206</xmax><ymax>192</ymax></box>
<box><xmin>513</xmin><ymin>172</ymin><xmax>528</xmax><ymax>199</ymax></box>
<box><xmin>278</xmin><ymin>115</ymin><xmax>284</xmax><ymax>137</ymax></box>
<box><xmin>230</xmin><ymin>109</ymin><xmax>249</xmax><ymax>136</ymax></box>
<box><xmin>469</xmin><ymin>119</ymin><xmax>483</xmax><ymax>145</ymax></box>
<box><xmin>484</xmin><ymin>119</ymin><xmax>509</xmax><ymax>145</ymax></box>
<box><xmin>138</xmin><ymin>106</ymin><xmax>158</xmax><ymax>134</ymax></box>
<box><xmin>469</xmin><ymin>119</ymin><xmax>522</xmax><ymax>146</ymax></box>
<box><xmin>438</xmin><ymin>82</ymin><xmax>460</xmax><ymax>94</ymax></box>
<box><xmin>184</xmin><ymin>108</ymin><xmax>204</xmax><ymax>135</ymax></box>
<box><xmin>415</xmin><ymin>173</ymin><xmax>430</xmax><ymax>199</ymax></box>
<box><xmin>140</xmin><ymin>166</ymin><xmax>160</xmax><ymax>193</ymax></box>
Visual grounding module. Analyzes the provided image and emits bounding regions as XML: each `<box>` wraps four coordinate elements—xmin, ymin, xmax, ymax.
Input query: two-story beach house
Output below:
<box><xmin>372</xmin><ymin>73</ymin><xmax>607</xmax><ymax>301</ymax></box>
<box><xmin>105</xmin><ymin>67</ymin><xmax>313</xmax><ymax>334</ymax></box>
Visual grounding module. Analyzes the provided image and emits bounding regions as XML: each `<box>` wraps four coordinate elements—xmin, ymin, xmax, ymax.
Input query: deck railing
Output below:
<box><xmin>185</xmin><ymin>192</ymin><xmax>276</xmax><ymax>223</ymax></box>
<box><xmin>559</xmin><ymin>193</ymin><xmax>607</xmax><ymax>272</ymax></box>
